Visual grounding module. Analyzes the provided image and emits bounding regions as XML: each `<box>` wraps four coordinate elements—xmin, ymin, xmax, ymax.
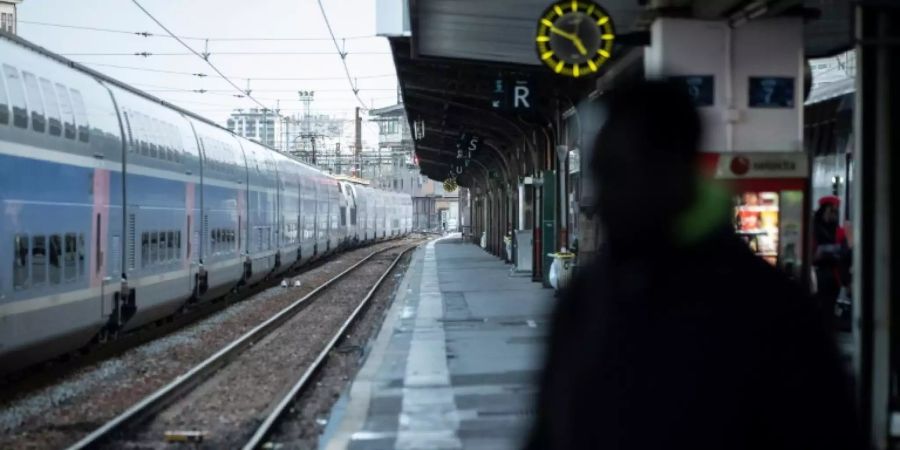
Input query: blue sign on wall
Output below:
<box><xmin>669</xmin><ymin>75</ymin><xmax>715</xmax><ymax>107</ymax></box>
<box><xmin>748</xmin><ymin>76</ymin><xmax>795</xmax><ymax>108</ymax></box>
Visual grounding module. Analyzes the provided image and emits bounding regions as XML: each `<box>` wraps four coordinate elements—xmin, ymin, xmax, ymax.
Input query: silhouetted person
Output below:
<box><xmin>526</xmin><ymin>80</ymin><xmax>861</xmax><ymax>450</ymax></box>
<box><xmin>813</xmin><ymin>195</ymin><xmax>851</xmax><ymax>328</ymax></box>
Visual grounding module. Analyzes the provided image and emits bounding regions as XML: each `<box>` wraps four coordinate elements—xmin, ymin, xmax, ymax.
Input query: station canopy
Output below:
<box><xmin>391</xmin><ymin>0</ymin><xmax>853</xmax><ymax>185</ymax></box>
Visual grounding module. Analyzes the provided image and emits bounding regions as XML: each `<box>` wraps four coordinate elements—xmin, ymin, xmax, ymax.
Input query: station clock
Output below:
<box><xmin>443</xmin><ymin>177</ymin><xmax>458</xmax><ymax>192</ymax></box>
<box><xmin>535</xmin><ymin>0</ymin><xmax>615</xmax><ymax>78</ymax></box>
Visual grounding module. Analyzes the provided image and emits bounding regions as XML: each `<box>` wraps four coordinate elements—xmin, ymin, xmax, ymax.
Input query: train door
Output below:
<box><xmin>102</xmin><ymin>100</ymin><xmax>126</xmax><ymax>328</ymax></box>
<box><xmin>187</xmin><ymin>121</ymin><xmax>203</xmax><ymax>297</ymax></box>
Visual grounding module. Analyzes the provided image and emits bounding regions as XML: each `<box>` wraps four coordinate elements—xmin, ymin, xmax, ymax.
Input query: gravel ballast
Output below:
<box><xmin>0</xmin><ymin>238</ymin><xmax>420</xmax><ymax>450</ymax></box>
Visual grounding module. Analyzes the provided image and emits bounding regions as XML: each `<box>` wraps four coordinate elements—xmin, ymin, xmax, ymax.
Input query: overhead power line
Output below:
<box><xmin>129</xmin><ymin>0</ymin><xmax>269</xmax><ymax>111</ymax></box>
<box><xmin>142</xmin><ymin>88</ymin><xmax>398</xmax><ymax>93</ymax></box>
<box><xmin>60</xmin><ymin>51</ymin><xmax>390</xmax><ymax>57</ymax></box>
<box><xmin>19</xmin><ymin>19</ymin><xmax>377</xmax><ymax>41</ymax></box>
<box><xmin>77</xmin><ymin>61</ymin><xmax>396</xmax><ymax>81</ymax></box>
<box><xmin>316</xmin><ymin>0</ymin><xmax>368</xmax><ymax>110</ymax></box>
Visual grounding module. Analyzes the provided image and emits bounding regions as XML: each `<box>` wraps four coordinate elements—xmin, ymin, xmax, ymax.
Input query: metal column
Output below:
<box><xmin>853</xmin><ymin>3</ymin><xmax>900</xmax><ymax>448</ymax></box>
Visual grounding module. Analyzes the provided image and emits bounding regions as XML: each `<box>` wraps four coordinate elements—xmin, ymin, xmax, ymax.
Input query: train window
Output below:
<box><xmin>167</xmin><ymin>231</ymin><xmax>175</xmax><ymax>260</ymax></box>
<box><xmin>39</xmin><ymin>78</ymin><xmax>62</xmax><ymax>137</ymax></box>
<box><xmin>22</xmin><ymin>72</ymin><xmax>46</xmax><ymax>133</ymax></box>
<box><xmin>48</xmin><ymin>235</ymin><xmax>61</xmax><ymax>285</ymax></box>
<box><xmin>340</xmin><ymin>207</ymin><xmax>347</xmax><ymax>226</ymax></box>
<box><xmin>3</xmin><ymin>65</ymin><xmax>27</xmax><ymax>128</ymax></box>
<box><xmin>147</xmin><ymin>118</ymin><xmax>158</xmax><ymax>159</ymax></box>
<box><xmin>54</xmin><ymin>83</ymin><xmax>76</xmax><ymax>139</ymax></box>
<box><xmin>13</xmin><ymin>234</ymin><xmax>29</xmax><ymax>290</ymax></box>
<box><xmin>68</xmin><ymin>89</ymin><xmax>90</xmax><ymax>143</ymax></box>
<box><xmin>350</xmin><ymin>207</ymin><xmax>357</xmax><ymax>226</ymax></box>
<box><xmin>33</xmin><ymin>235</ymin><xmax>47</xmax><ymax>286</ymax></box>
<box><xmin>78</xmin><ymin>233</ymin><xmax>86</xmax><ymax>278</ymax></box>
<box><xmin>176</xmin><ymin>230</ymin><xmax>182</xmax><ymax>255</ymax></box>
<box><xmin>159</xmin><ymin>231</ymin><xmax>168</xmax><ymax>261</ymax></box>
<box><xmin>150</xmin><ymin>232</ymin><xmax>159</xmax><ymax>263</ymax></box>
<box><xmin>169</xmin><ymin>125</ymin><xmax>182</xmax><ymax>163</ymax></box>
<box><xmin>122</xmin><ymin>110</ymin><xmax>134</xmax><ymax>151</ymax></box>
<box><xmin>141</xmin><ymin>232</ymin><xmax>149</xmax><ymax>267</ymax></box>
<box><xmin>155</xmin><ymin>120</ymin><xmax>169</xmax><ymax>161</ymax></box>
<box><xmin>64</xmin><ymin>233</ymin><xmax>76</xmax><ymax>282</ymax></box>
<box><xmin>0</xmin><ymin>66</ymin><xmax>8</xmax><ymax>125</ymax></box>
<box><xmin>138</xmin><ymin>114</ymin><xmax>149</xmax><ymax>155</ymax></box>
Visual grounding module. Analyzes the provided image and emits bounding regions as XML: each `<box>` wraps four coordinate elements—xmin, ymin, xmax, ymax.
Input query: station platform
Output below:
<box><xmin>320</xmin><ymin>234</ymin><xmax>554</xmax><ymax>450</ymax></box>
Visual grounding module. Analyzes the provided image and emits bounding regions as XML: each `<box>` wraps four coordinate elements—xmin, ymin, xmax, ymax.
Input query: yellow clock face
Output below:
<box><xmin>535</xmin><ymin>0</ymin><xmax>615</xmax><ymax>77</ymax></box>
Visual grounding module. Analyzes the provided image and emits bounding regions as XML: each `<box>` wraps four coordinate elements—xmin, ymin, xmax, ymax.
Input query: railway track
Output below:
<box><xmin>0</xmin><ymin>247</ymin><xmax>335</xmax><ymax>398</ymax></box>
<box><xmin>65</xmin><ymin>239</ymin><xmax>423</xmax><ymax>450</ymax></box>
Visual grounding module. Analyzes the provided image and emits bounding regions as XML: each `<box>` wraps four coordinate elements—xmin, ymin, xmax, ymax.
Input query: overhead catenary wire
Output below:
<box><xmin>129</xmin><ymin>0</ymin><xmax>269</xmax><ymax>111</ymax></box>
<box><xmin>59</xmin><ymin>51</ymin><xmax>390</xmax><ymax>57</ymax></box>
<box><xmin>75</xmin><ymin>61</ymin><xmax>396</xmax><ymax>81</ymax></box>
<box><xmin>19</xmin><ymin>19</ymin><xmax>378</xmax><ymax>41</ymax></box>
<box><xmin>316</xmin><ymin>0</ymin><xmax>368</xmax><ymax>110</ymax></box>
<box><xmin>138</xmin><ymin>86</ymin><xmax>397</xmax><ymax>93</ymax></box>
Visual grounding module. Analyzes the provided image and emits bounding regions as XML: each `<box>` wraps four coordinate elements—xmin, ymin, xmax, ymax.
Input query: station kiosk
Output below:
<box><xmin>700</xmin><ymin>151</ymin><xmax>809</xmax><ymax>283</ymax></box>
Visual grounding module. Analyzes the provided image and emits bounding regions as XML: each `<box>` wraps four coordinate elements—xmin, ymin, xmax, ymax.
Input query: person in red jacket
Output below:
<box><xmin>812</xmin><ymin>195</ymin><xmax>851</xmax><ymax>328</ymax></box>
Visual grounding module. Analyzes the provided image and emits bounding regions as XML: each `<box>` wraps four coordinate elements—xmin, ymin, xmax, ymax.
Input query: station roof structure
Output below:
<box><xmin>388</xmin><ymin>0</ymin><xmax>853</xmax><ymax>187</ymax></box>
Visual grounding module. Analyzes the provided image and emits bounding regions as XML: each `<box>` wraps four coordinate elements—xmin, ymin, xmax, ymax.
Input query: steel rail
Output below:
<box><xmin>66</xmin><ymin>242</ymin><xmax>416</xmax><ymax>450</ymax></box>
<box><xmin>242</xmin><ymin>242</ymin><xmax>420</xmax><ymax>449</ymax></box>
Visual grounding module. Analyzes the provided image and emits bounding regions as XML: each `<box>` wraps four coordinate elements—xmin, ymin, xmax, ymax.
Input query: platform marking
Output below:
<box><xmin>396</xmin><ymin>237</ymin><xmax>461</xmax><ymax>450</ymax></box>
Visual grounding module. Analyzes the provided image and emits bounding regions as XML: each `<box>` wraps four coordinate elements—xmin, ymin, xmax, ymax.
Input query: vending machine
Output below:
<box><xmin>699</xmin><ymin>152</ymin><xmax>810</xmax><ymax>284</ymax></box>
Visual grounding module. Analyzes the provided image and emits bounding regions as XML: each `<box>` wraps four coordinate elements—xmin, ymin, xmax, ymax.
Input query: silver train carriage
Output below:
<box><xmin>0</xmin><ymin>33</ymin><xmax>412</xmax><ymax>373</ymax></box>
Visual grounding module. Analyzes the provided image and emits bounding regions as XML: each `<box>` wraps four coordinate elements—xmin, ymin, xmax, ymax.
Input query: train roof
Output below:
<box><xmin>0</xmin><ymin>30</ymin><xmax>328</xmax><ymax>178</ymax></box>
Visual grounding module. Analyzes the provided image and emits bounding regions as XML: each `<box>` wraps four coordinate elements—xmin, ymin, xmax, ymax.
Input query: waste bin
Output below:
<box><xmin>547</xmin><ymin>248</ymin><xmax>576</xmax><ymax>290</ymax></box>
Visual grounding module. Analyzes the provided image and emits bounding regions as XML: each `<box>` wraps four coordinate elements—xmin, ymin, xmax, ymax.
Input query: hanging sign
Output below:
<box><xmin>456</xmin><ymin>132</ymin><xmax>481</xmax><ymax>158</ymax></box>
<box><xmin>491</xmin><ymin>77</ymin><xmax>534</xmax><ymax>113</ymax></box>
<box><xmin>449</xmin><ymin>132</ymin><xmax>480</xmax><ymax>178</ymax></box>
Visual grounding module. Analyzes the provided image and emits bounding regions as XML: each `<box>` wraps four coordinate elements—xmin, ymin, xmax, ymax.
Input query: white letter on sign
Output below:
<box><xmin>513</xmin><ymin>86</ymin><xmax>530</xmax><ymax>109</ymax></box>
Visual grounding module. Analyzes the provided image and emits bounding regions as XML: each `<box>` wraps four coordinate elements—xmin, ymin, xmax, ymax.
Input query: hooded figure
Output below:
<box><xmin>525</xmin><ymin>81</ymin><xmax>861</xmax><ymax>450</ymax></box>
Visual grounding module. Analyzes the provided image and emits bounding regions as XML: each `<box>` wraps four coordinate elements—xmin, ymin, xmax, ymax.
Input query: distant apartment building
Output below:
<box><xmin>368</xmin><ymin>103</ymin><xmax>420</xmax><ymax>195</ymax></box>
<box><xmin>226</xmin><ymin>108</ymin><xmax>278</xmax><ymax>148</ymax></box>
<box><xmin>0</xmin><ymin>0</ymin><xmax>22</xmax><ymax>34</ymax></box>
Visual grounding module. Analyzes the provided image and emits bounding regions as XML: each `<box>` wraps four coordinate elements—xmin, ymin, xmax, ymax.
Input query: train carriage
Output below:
<box><xmin>104</xmin><ymin>83</ymin><xmax>201</xmax><ymax>332</ymax></box>
<box><xmin>0</xmin><ymin>38</ymin><xmax>123</xmax><ymax>369</ymax></box>
<box><xmin>0</xmin><ymin>32</ymin><xmax>412</xmax><ymax>374</ymax></box>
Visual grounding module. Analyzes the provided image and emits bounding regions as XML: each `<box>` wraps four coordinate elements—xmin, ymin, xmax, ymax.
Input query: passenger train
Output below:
<box><xmin>0</xmin><ymin>33</ymin><xmax>412</xmax><ymax>373</ymax></box>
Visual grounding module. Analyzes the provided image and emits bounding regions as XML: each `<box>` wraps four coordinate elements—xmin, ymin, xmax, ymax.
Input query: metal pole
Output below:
<box><xmin>854</xmin><ymin>4</ymin><xmax>900</xmax><ymax>449</ymax></box>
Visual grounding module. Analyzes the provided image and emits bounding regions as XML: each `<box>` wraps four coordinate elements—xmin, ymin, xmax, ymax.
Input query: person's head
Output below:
<box><xmin>817</xmin><ymin>196</ymin><xmax>841</xmax><ymax>225</ymax></box>
<box><xmin>590</xmin><ymin>79</ymin><xmax>702</xmax><ymax>248</ymax></box>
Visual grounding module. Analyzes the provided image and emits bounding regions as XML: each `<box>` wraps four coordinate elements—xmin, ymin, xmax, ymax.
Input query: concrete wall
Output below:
<box><xmin>645</xmin><ymin>17</ymin><xmax>804</xmax><ymax>153</ymax></box>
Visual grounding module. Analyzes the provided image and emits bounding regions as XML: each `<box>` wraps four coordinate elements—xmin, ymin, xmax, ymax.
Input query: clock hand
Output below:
<box><xmin>549</xmin><ymin>25</ymin><xmax>588</xmax><ymax>56</ymax></box>
<box><xmin>548</xmin><ymin>25</ymin><xmax>576</xmax><ymax>40</ymax></box>
<box><xmin>572</xmin><ymin>36</ymin><xmax>588</xmax><ymax>56</ymax></box>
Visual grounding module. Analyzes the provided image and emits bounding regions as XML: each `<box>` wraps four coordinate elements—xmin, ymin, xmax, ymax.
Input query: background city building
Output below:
<box><xmin>0</xmin><ymin>0</ymin><xmax>22</xmax><ymax>34</ymax></box>
<box><xmin>226</xmin><ymin>108</ymin><xmax>279</xmax><ymax>148</ymax></box>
